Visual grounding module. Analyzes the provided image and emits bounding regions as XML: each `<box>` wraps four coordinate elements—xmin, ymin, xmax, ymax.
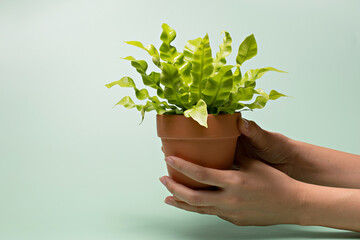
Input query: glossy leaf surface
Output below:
<box><xmin>202</xmin><ymin>65</ymin><xmax>233</xmax><ymax>109</ymax></box>
<box><xmin>122</xmin><ymin>56</ymin><xmax>164</xmax><ymax>98</ymax></box>
<box><xmin>159</xmin><ymin>23</ymin><xmax>181</xmax><ymax>63</ymax></box>
<box><xmin>184</xmin><ymin>99</ymin><xmax>208</xmax><ymax>128</ymax></box>
<box><xmin>189</xmin><ymin>34</ymin><xmax>214</xmax><ymax>105</ymax></box>
<box><xmin>105</xmin><ymin>76</ymin><xmax>149</xmax><ymax>100</ymax></box>
<box><xmin>213</xmin><ymin>31</ymin><xmax>232</xmax><ymax>72</ymax></box>
<box><xmin>240</xmin><ymin>67</ymin><xmax>287</xmax><ymax>86</ymax></box>
<box><xmin>107</xmin><ymin>24</ymin><xmax>288</xmax><ymax>127</ymax></box>
<box><xmin>160</xmin><ymin>62</ymin><xmax>190</xmax><ymax>109</ymax></box>
<box><xmin>236</xmin><ymin>34</ymin><xmax>257</xmax><ymax>65</ymax></box>
<box><xmin>124</xmin><ymin>41</ymin><xmax>161</xmax><ymax>67</ymax></box>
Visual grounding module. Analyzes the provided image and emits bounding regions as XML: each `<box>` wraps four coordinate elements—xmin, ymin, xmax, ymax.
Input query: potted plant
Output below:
<box><xmin>106</xmin><ymin>23</ymin><xmax>287</xmax><ymax>189</ymax></box>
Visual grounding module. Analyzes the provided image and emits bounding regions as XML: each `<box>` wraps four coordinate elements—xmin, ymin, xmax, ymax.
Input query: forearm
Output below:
<box><xmin>297</xmin><ymin>182</ymin><xmax>360</xmax><ymax>232</ymax></box>
<box><xmin>289</xmin><ymin>139</ymin><xmax>360</xmax><ymax>188</ymax></box>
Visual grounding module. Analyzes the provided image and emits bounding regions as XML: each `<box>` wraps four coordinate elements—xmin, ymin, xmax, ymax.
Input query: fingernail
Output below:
<box><xmin>159</xmin><ymin>176</ymin><xmax>167</xmax><ymax>186</ymax></box>
<box><xmin>165</xmin><ymin>156</ymin><xmax>174</xmax><ymax>165</ymax></box>
<box><xmin>242</xmin><ymin>118</ymin><xmax>249</xmax><ymax>129</ymax></box>
<box><xmin>165</xmin><ymin>197</ymin><xmax>174</xmax><ymax>206</ymax></box>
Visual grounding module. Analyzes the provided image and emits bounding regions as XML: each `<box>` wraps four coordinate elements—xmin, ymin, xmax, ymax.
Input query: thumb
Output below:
<box><xmin>238</xmin><ymin>118</ymin><xmax>270</xmax><ymax>149</ymax></box>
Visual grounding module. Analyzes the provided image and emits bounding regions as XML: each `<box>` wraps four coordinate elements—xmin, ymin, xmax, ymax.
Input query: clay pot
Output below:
<box><xmin>157</xmin><ymin>112</ymin><xmax>241</xmax><ymax>189</ymax></box>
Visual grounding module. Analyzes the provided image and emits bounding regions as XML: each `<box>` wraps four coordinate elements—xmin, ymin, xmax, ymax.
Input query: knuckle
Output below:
<box><xmin>166</xmin><ymin>181</ymin><xmax>175</xmax><ymax>193</ymax></box>
<box><xmin>233</xmin><ymin>174</ymin><xmax>246</xmax><ymax>186</ymax></box>
<box><xmin>226</xmin><ymin>171</ymin><xmax>245</xmax><ymax>186</ymax></box>
<box><xmin>193</xmin><ymin>169</ymin><xmax>208</xmax><ymax>182</ymax></box>
<box><xmin>186</xmin><ymin>192</ymin><xmax>202</xmax><ymax>205</ymax></box>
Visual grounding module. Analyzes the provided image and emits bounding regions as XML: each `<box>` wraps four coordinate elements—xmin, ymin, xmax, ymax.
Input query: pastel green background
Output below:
<box><xmin>1</xmin><ymin>0</ymin><xmax>359</xmax><ymax>239</ymax></box>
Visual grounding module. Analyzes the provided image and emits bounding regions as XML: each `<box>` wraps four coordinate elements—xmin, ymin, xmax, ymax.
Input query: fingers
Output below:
<box><xmin>238</xmin><ymin>118</ymin><xmax>265</xmax><ymax>139</ymax></box>
<box><xmin>238</xmin><ymin>118</ymin><xmax>272</xmax><ymax>150</ymax></box>
<box><xmin>165</xmin><ymin>156</ymin><xmax>232</xmax><ymax>187</ymax></box>
<box><xmin>164</xmin><ymin>196</ymin><xmax>217</xmax><ymax>215</ymax></box>
<box><xmin>159</xmin><ymin>176</ymin><xmax>222</xmax><ymax>206</ymax></box>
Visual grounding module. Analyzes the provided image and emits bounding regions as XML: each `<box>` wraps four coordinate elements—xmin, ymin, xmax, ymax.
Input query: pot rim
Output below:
<box><xmin>156</xmin><ymin>112</ymin><xmax>241</xmax><ymax>139</ymax></box>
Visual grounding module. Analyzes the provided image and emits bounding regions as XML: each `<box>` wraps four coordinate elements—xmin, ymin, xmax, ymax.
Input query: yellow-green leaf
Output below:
<box><xmin>114</xmin><ymin>96</ymin><xmax>135</xmax><ymax>109</ymax></box>
<box><xmin>213</xmin><ymin>31</ymin><xmax>232</xmax><ymax>72</ymax></box>
<box><xmin>240</xmin><ymin>67</ymin><xmax>287</xmax><ymax>86</ymax></box>
<box><xmin>160</xmin><ymin>62</ymin><xmax>190</xmax><ymax>109</ymax></box>
<box><xmin>105</xmin><ymin>76</ymin><xmax>135</xmax><ymax>88</ymax></box>
<box><xmin>124</xmin><ymin>41</ymin><xmax>161</xmax><ymax>67</ymax></box>
<box><xmin>184</xmin><ymin>99</ymin><xmax>208</xmax><ymax>128</ymax></box>
<box><xmin>184</xmin><ymin>38</ymin><xmax>202</xmax><ymax>62</ymax></box>
<box><xmin>236</xmin><ymin>34</ymin><xmax>257</xmax><ymax>66</ymax></box>
<box><xmin>189</xmin><ymin>34</ymin><xmax>214</xmax><ymax>105</ymax></box>
<box><xmin>202</xmin><ymin>65</ymin><xmax>234</xmax><ymax>109</ymax></box>
<box><xmin>122</xmin><ymin>56</ymin><xmax>164</xmax><ymax>98</ymax></box>
<box><xmin>105</xmin><ymin>76</ymin><xmax>149</xmax><ymax>100</ymax></box>
<box><xmin>269</xmin><ymin>90</ymin><xmax>288</xmax><ymax>100</ymax></box>
<box><xmin>159</xmin><ymin>23</ymin><xmax>181</xmax><ymax>63</ymax></box>
<box><xmin>232</xmin><ymin>65</ymin><xmax>242</xmax><ymax>91</ymax></box>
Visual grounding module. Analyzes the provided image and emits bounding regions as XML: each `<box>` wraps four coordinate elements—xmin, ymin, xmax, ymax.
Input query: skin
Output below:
<box><xmin>159</xmin><ymin>118</ymin><xmax>360</xmax><ymax>231</ymax></box>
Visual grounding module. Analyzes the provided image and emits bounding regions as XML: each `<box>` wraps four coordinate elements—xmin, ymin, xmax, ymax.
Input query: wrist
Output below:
<box><xmin>285</xmin><ymin>139</ymin><xmax>316</xmax><ymax>182</ymax></box>
<box><xmin>292</xmin><ymin>181</ymin><xmax>312</xmax><ymax>226</ymax></box>
<box><xmin>286</xmin><ymin>180</ymin><xmax>310</xmax><ymax>225</ymax></box>
<box><xmin>273</xmin><ymin>134</ymin><xmax>299</xmax><ymax>178</ymax></box>
<box><xmin>295</xmin><ymin>182</ymin><xmax>360</xmax><ymax>231</ymax></box>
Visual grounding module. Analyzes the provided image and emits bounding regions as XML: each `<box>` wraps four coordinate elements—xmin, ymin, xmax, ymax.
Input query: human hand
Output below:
<box><xmin>159</xmin><ymin>156</ymin><xmax>304</xmax><ymax>226</ymax></box>
<box><xmin>236</xmin><ymin>119</ymin><xmax>296</xmax><ymax>177</ymax></box>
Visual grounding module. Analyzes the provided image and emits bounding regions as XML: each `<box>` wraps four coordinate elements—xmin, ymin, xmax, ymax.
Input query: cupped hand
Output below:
<box><xmin>159</xmin><ymin>156</ymin><xmax>304</xmax><ymax>226</ymax></box>
<box><xmin>236</xmin><ymin>118</ymin><xmax>296</xmax><ymax>177</ymax></box>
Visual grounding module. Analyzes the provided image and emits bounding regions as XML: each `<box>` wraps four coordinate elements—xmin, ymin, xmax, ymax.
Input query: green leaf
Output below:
<box><xmin>135</xmin><ymin>101</ymin><xmax>157</xmax><ymax>124</ymax></box>
<box><xmin>114</xmin><ymin>96</ymin><xmax>136</xmax><ymax>109</ymax></box>
<box><xmin>202</xmin><ymin>65</ymin><xmax>234</xmax><ymax>110</ymax></box>
<box><xmin>160</xmin><ymin>62</ymin><xmax>190</xmax><ymax>109</ymax></box>
<box><xmin>184</xmin><ymin>99</ymin><xmax>208</xmax><ymax>128</ymax></box>
<box><xmin>229</xmin><ymin>86</ymin><xmax>256</xmax><ymax>103</ymax></box>
<box><xmin>232</xmin><ymin>65</ymin><xmax>242</xmax><ymax>91</ymax></box>
<box><xmin>255</xmin><ymin>88</ymin><xmax>269</xmax><ymax>100</ymax></box>
<box><xmin>184</xmin><ymin>38</ymin><xmax>202</xmax><ymax>62</ymax></box>
<box><xmin>159</xmin><ymin>23</ymin><xmax>181</xmax><ymax>63</ymax></box>
<box><xmin>240</xmin><ymin>67</ymin><xmax>287</xmax><ymax>86</ymax></box>
<box><xmin>236</xmin><ymin>34</ymin><xmax>257</xmax><ymax>66</ymax></box>
<box><xmin>246</xmin><ymin>95</ymin><xmax>268</xmax><ymax>109</ymax></box>
<box><xmin>213</xmin><ymin>31</ymin><xmax>232</xmax><ymax>72</ymax></box>
<box><xmin>124</xmin><ymin>41</ymin><xmax>161</xmax><ymax>67</ymax></box>
<box><xmin>246</xmin><ymin>89</ymin><xmax>288</xmax><ymax>110</ymax></box>
<box><xmin>122</xmin><ymin>56</ymin><xmax>148</xmax><ymax>73</ymax></box>
<box><xmin>174</xmin><ymin>53</ymin><xmax>192</xmax><ymax>87</ymax></box>
<box><xmin>108</xmin><ymin>24</ymin><xmax>289</xmax><ymax>125</ymax></box>
<box><xmin>114</xmin><ymin>96</ymin><xmax>163</xmax><ymax>123</ymax></box>
<box><xmin>269</xmin><ymin>90</ymin><xmax>288</xmax><ymax>100</ymax></box>
<box><xmin>180</xmin><ymin>37</ymin><xmax>203</xmax><ymax>87</ymax></box>
<box><xmin>135</xmin><ymin>88</ymin><xmax>149</xmax><ymax>100</ymax></box>
<box><xmin>105</xmin><ymin>76</ymin><xmax>135</xmax><ymax>88</ymax></box>
<box><xmin>105</xmin><ymin>76</ymin><xmax>149</xmax><ymax>100</ymax></box>
<box><xmin>122</xmin><ymin>56</ymin><xmax>164</xmax><ymax>98</ymax></box>
<box><xmin>148</xmin><ymin>95</ymin><xmax>179</xmax><ymax>112</ymax></box>
<box><xmin>216</xmin><ymin>103</ymin><xmax>245</xmax><ymax>114</ymax></box>
<box><xmin>189</xmin><ymin>34</ymin><xmax>214</xmax><ymax>105</ymax></box>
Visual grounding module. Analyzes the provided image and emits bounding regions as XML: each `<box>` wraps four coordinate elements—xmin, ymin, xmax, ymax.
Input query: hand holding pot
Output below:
<box><xmin>160</xmin><ymin>156</ymin><xmax>303</xmax><ymax>226</ymax></box>
<box><xmin>239</xmin><ymin>119</ymin><xmax>360</xmax><ymax>189</ymax></box>
<box><xmin>236</xmin><ymin>118</ymin><xmax>297</xmax><ymax>176</ymax></box>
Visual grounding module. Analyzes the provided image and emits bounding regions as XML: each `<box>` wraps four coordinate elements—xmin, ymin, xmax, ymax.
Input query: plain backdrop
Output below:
<box><xmin>0</xmin><ymin>0</ymin><xmax>359</xmax><ymax>239</ymax></box>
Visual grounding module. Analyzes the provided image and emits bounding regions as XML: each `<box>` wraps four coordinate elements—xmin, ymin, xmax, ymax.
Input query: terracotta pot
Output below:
<box><xmin>157</xmin><ymin>112</ymin><xmax>241</xmax><ymax>189</ymax></box>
